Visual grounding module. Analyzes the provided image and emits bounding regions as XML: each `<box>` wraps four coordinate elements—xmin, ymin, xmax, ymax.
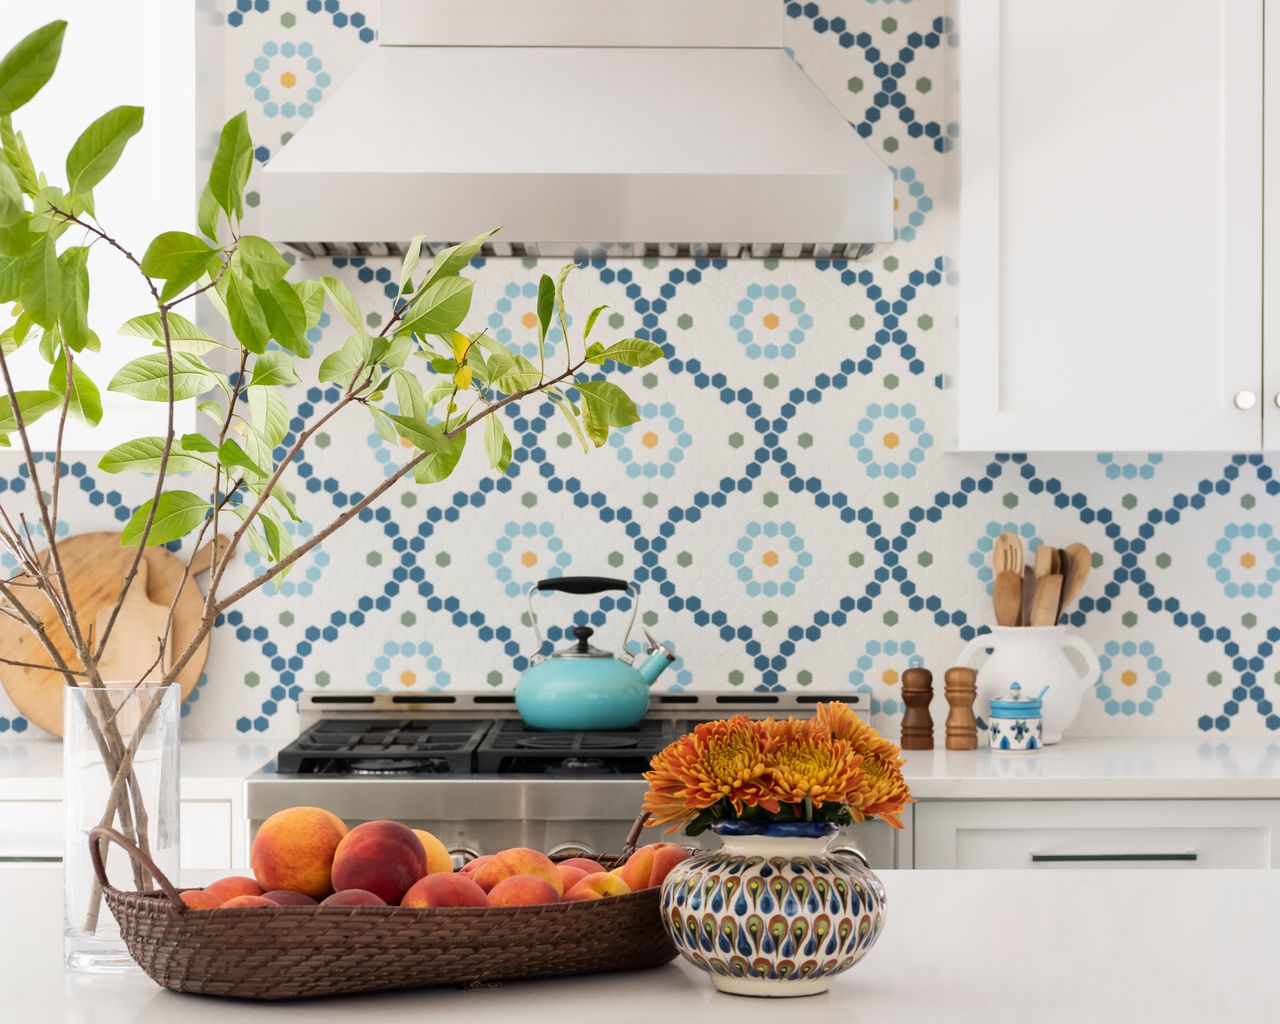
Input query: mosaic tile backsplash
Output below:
<box><xmin>2</xmin><ymin>0</ymin><xmax>1279</xmax><ymax>740</ymax></box>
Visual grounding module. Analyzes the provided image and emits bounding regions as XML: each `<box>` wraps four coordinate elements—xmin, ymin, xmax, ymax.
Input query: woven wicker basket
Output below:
<box><xmin>89</xmin><ymin>815</ymin><xmax>677</xmax><ymax>1000</ymax></box>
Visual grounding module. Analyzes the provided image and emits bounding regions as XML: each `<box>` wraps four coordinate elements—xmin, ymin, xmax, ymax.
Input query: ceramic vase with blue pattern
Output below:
<box><xmin>659</xmin><ymin>821</ymin><xmax>886</xmax><ymax>997</ymax></box>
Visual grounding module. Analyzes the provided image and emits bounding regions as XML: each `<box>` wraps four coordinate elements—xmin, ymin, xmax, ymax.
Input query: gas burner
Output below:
<box><xmin>514</xmin><ymin>733</ymin><xmax>640</xmax><ymax>751</ymax></box>
<box><xmin>558</xmin><ymin>756</ymin><xmax>607</xmax><ymax>773</ymax></box>
<box><xmin>347</xmin><ymin>758</ymin><xmax>428</xmax><ymax>776</ymax></box>
<box><xmin>476</xmin><ymin>719</ymin><xmax>673</xmax><ymax>775</ymax></box>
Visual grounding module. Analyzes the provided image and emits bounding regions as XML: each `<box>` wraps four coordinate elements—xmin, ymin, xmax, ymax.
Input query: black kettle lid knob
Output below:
<box><xmin>571</xmin><ymin>625</ymin><xmax>594</xmax><ymax>653</ymax></box>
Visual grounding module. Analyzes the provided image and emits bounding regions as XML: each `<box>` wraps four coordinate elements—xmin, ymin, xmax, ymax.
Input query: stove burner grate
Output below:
<box><xmin>476</xmin><ymin>719</ymin><xmax>673</xmax><ymax>776</ymax></box>
<box><xmin>275</xmin><ymin>718</ymin><xmax>488</xmax><ymax>775</ymax></box>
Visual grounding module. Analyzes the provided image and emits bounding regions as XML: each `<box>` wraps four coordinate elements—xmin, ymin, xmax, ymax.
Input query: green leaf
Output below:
<box><xmin>263</xmin><ymin>479</ymin><xmax>300</xmax><ymax>523</ymax></box>
<box><xmin>108</xmin><ymin>352</ymin><xmax>219</xmax><ymax>402</ymax></box>
<box><xmin>65</xmin><ymin>105</ymin><xmax>143</xmax><ymax>197</ymax></box>
<box><xmin>119</xmin><ymin>311</ymin><xmax>223</xmax><ymax>355</ymax></box>
<box><xmin>19</xmin><ymin>234</ymin><xmax>59</xmax><ymax>328</ymax></box>
<box><xmin>398</xmin><ymin>276</ymin><xmax>474</xmax><ymax>337</ymax></box>
<box><xmin>418</xmin><ymin>228</ymin><xmax>498</xmax><ymax>291</ymax></box>
<box><xmin>484</xmin><ymin>413</ymin><xmax>512</xmax><ymax>474</ymax></box>
<box><xmin>0</xmin><ymin>21</ymin><xmax>65</xmax><ymax>116</ymax></box>
<box><xmin>584</xmin><ymin>337</ymin><xmax>665</xmax><ymax>368</ymax></box>
<box><xmin>58</xmin><ymin>245</ymin><xmax>96</xmax><ymax>352</ymax></box>
<box><xmin>239</xmin><ymin>422</ymin><xmax>274</xmax><ymax>476</ymax></box>
<box><xmin>179</xmin><ymin>432</ymin><xmax>217</xmax><ymax>454</ymax></box>
<box><xmin>218</xmin><ymin>269</ymin><xmax>269</xmax><ymax>353</ymax></box>
<box><xmin>98</xmin><ymin>436</ymin><xmax>212</xmax><ymax>475</ymax></box>
<box><xmin>207</xmin><ymin>112</ymin><xmax>252</xmax><ymax>222</ymax></box>
<box><xmin>140</xmin><ymin>231</ymin><xmax>216</xmax><ymax>303</ymax></box>
<box><xmin>320</xmin><ymin>275</ymin><xmax>362</xmax><ymax>330</ymax></box>
<box><xmin>399</xmin><ymin>234</ymin><xmax>424</xmax><ymax>294</ymax></box>
<box><xmin>254</xmin><ymin>279</ymin><xmax>307</xmax><ymax>356</ymax></box>
<box><xmin>553</xmin><ymin>262</ymin><xmax>577</xmax><ymax>353</ymax></box>
<box><xmin>411</xmin><ymin>429</ymin><xmax>466</xmax><ymax>485</ymax></box>
<box><xmin>295</xmin><ymin>279</ymin><xmax>323</xmax><ymax>331</ymax></box>
<box><xmin>576</xmin><ymin>380</ymin><xmax>639</xmax><ymax>447</ymax></box>
<box><xmin>121</xmin><ymin>491</ymin><xmax>211</xmax><ymax>547</ymax></box>
<box><xmin>366</xmin><ymin>404</ymin><xmax>398</xmax><ymax>444</ymax></box>
<box><xmin>0</xmin><ymin>388</ymin><xmax>58</xmax><ymax>432</ymax></box>
<box><xmin>236</xmin><ymin>236</ymin><xmax>290</xmax><ymax>289</ymax></box>
<box><xmin>0</xmin><ymin>311</ymin><xmax>32</xmax><ymax>355</ymax></box>
<box><xmin>583</xmin><ymin>304</ymin><xmax>609</xmax><ymax>341</ymax></box>
<box><xmin>318</xmin><ymin>331</ymin><xmax>372</xmax><ymax>387</ymax></box>
<box><xmin>247</xmin><ymin>385</ymin><xmax>289</xmax><ymax>448</ymax></box>
<box><xmin>550</xmin><ymin>393</ymin><xmax>589</xmax><ymax>453</ymax></box>
<box><xmin>217</xmin><ymin>437</ymin><xmax>266</xmax><ymax>478</ymax></box>
<box><xmin>249</xmin><ymin>350</ymin><xmax>299</xmax><ymax>387</ymax></box>
<box><xmin>196</xmin><ymin>400</ymin><xmax>224</xmax><ymax>424</ymax></box>
<box><xmin>393</xmin><ymin>369</ymin><xmax>428</xmax><ymax>422</ymax></box>
<box><xmin>387</xmin><ymin>413</ymin><xmax>456</xmax><ymax>454</ymax></box>
<box><xmin>536</xmin><ymin>274</ymin><xmax>555</xmax><ymax>355</ymax></box>
<box><xmin>0</xmin><ymin>115</ymin><xmax>37</xmax><ymax>194</ymax></box>
<box><xmin>0</xmin><ymin>253</ymin><xmax>20</xmax><ymax>300</ymax></box>
<box><xmin>0</xmin><ymin>161</ymin><xmax>23</xmax><ymax>226</ymax></box>
<box><xmin>197</xmin><ymin>183</ymin><xmax>220</xmax><ymax>242</ymax></box>
<box><xmin>492</xmin><ymin>353</ymin><xmax>542</xmax><ymax>394</ymax></box>
<box><xmin>49</xmin><ymin>349</ymin><xmax>100</xmax><ymax>426</ymax></box>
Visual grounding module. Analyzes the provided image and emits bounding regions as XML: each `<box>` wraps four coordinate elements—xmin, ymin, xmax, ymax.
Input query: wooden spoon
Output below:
<box><xmin>1021</xmin><ymin>565</ymin><xmax>1036</xmax><ymax>627</ymax></box>
<box><xmin>1030</xmin><ymin>574</ymin><xmax>1063</xmax><ymax>626</ymax></box>
<box><xmin>1033</xmin><ymin>544</ymin><xmax>1055</xmax><ymax>579</ymax></box>
<box><xmin>1059</xmin><ymin>542</ymin><xmax>1092</xmax><ymax>617</ymax></box>
<box><xmin>993</xmin><ymin>570</ymin><xmax>1022</xmax><ymax>627</ymax></box>
<box><xmin>994</xmin><ymin>532</ymin><xmax>1023</xmax><ymax>575</ymax></box>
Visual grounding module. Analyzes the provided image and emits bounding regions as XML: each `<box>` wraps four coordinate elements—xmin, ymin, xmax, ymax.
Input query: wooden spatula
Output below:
<box><xmin>1059</xmin><ymin>542</ymin><xmax>1092</xmax><ymax>617</ymax></box>
<box><xmin>1033</xmin><ymin>544</ymin><xmax>1055</xmax><ymax>579</ymax></box>
<box><xmin>1030</xmin><ymin>574</ymin><xmax>1063</xmax><ymax>626</ymax></box>
<box><xmin>994</xmin><ymin>570</ymin><xmax>1022</xmax><ymax>627</ymax></box>
<box><xmin>1021</xmin><ymin>566</ymin><xmax>1036</xmax><ymax>627</ymax></box>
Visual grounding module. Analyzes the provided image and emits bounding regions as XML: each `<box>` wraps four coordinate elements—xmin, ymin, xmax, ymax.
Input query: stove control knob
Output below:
<box><xmin>548</xmin><ymin>841</ymin><xmax>597</xmax><ymax>858</ymax></box>
<box><xmin>448</xmin><ymin>846</ymin><xmax>482</xmax><ymax>870</ymax></box>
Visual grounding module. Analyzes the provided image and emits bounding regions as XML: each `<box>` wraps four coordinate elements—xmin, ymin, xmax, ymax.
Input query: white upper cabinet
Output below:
<box><xmin>957</xmin><ymin>0</ymin><xmax>1264</xmax><ymax>451</ymax></box>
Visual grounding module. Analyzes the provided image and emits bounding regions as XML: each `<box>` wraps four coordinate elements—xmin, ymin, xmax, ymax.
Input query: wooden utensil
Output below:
<box><xmin>1033</xmin><ymin>544</ymin><xmax>1055</xmax><ymax>578</ymax></box>
<box><xmin>993</xmin><ymin>570</ymin><xmax>1022</xmax><ymax>627</ymax></box>
<box><xmin>0</xmin><ymin>532</ymin><xmax>226</xmax><ymax>736</ymax></box>
<box><xmin>1030</xmin><ymin>573</ymin><xmax>1063</xmax><ymax>626</ymax></box>
<box><xmin>1059</xmin><ymin>541</ymin><xmax>1092</xmax><ymax>616</ymax></box>
<box><xmin>944</xmin><ymin>667</ymin><xmax>978</xmax><ymax>750</ymax></box>
<box><xmin>993</xmin><ymin>531</ymin><xmax>1023</xmax><ymax>576</ymax></box>
<box><xmin>1021</xmin><ymin>565</ymin><xmax>1036</xmax><ymax>627</ymax></box>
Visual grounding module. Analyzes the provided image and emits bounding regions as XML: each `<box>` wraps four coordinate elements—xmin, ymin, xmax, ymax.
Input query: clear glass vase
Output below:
<box><xmin>63</xmin><ymin>683</ymin><xmax>180</xmax><ymax>972</ymax></box>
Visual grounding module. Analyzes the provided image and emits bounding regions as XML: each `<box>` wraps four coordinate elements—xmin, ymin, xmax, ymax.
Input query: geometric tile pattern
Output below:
<box><xmin>3</xmin><ymin>0</ymin><xmax>1280</xmax><ymax>739</ymax></box>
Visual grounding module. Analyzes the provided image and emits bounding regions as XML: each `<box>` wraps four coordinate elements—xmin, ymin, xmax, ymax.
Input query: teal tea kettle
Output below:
<box><xmin>515</xmin><ymin>576</ymin><xmax>675</xmax><ymax>730</ymax></box>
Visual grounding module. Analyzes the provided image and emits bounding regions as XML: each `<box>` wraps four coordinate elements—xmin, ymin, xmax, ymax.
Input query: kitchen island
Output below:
<box><xmin>7</xmin><ymin>864</ymin><xmax>1275</xmax><ymax>1023</ymax></box>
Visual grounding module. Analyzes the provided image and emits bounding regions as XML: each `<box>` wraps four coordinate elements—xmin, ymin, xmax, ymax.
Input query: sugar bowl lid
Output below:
<box><xmin>988</xmin><ymin>681</ymin><xmax>1045</xmax><ymax>719</ymax></box>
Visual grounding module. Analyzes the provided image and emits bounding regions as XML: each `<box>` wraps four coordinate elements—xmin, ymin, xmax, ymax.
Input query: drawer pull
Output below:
<box><xmin>1030</xmin><ymin>852</ymin><xmax>1197</xmax><ymax>864</ymax></box>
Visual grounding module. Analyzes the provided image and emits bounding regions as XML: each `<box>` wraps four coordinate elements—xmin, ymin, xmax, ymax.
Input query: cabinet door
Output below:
<box><xmin>958</xmin><ymin>0</ymin><xmax>1263</xmax><ymax>451</ymax></box>
<box><xmin>1264</xmin><ymin>1</ymin><xmax>1280</xmax><ymax>444</ymax></box>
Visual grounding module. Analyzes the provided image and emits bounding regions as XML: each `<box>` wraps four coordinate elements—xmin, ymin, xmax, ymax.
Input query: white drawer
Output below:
<box><xmin>915</xmin><ymin>800</ymin><xmax>1280</xmax><ymax>869</ymax></box>
<box><xmin>0</xmin><ymin>801</ymin><xmax>61</xmax><ymax>860</ymax></box>
<box><xmin>180</xmin><ymin>800</ymin><xmax>233</xmax><ymax>870</ymax></box>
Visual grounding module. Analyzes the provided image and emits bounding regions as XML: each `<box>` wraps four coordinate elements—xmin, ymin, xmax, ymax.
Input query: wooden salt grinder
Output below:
<box><xmin>944</xmin><ymin>667</ymin><xmax>978</xmax><ymax>750</ymax></box>
<box><xmin>900</xmin><ymin>665</ymin><xmax>934</xmax><ymax>750</ymax></box>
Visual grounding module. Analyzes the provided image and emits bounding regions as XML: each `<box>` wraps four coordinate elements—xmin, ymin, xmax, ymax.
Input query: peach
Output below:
<box><xmin>559</xmin><ymin>857</ymin><xmax>606</xmax><ymax>876</ymax></box>
<box><xmin>251</xmin><ymin>806</ymin><xmax>349</xmax><ymax>899</ymax></box>
<box><xmin>401</xmin><ymin>873</ymin><xmax>490</xmax><ymax>908</ymax></box>
<box><xmin>411</xmin><ymin>828</ymin><xmax>454</xmax><ymax>875</ymax></box>
<box><xmin>331</xmin><ymin>820</ymin><xmax>427</xmax><ymax>905</ymax></box>
<box><xmin>179</xmin><ymin>889</ymin><xmax>223</xmax><ymax>910</ymax></box>
<box><xmin>565</xmin><ymin>872</ymin><xmax>631</xmax><ymax>901</ymax></box>
<box><xmin>220</xmin><ymin>894</ymin><xmax>277</xmax><ymax>909</ymax></box>
<box><xmin>321</xmin><ymin>889</ymin><xmax>386</xmax><ymax>907</ymax></box>
<box><xmin>463</xmin><ymin>856</ymin><xmax>511</xmax><ymax>894</ymax></box>
<box><xmin>262</xmin><ymin>890</ymin><xmax>317</xmax><ymax>906</ymax></box>
<box><xmin>204</xmin><ymin>876</ymin><xmax>264</xmax><ymax>902</ymax></box>
<box><xmin>493</xmin><ymin>847</ymin><xmax>563</xmax><ymax>895</ymax></box>
<box><xmin>556</xmin><ymin>864</ymin><xmax>589</xmax><ymax>892</ymax></box>
<box><xmin>612</xmin><ymin>843</ymin><xmax>690</xmax><ymax>891</ymax></box>
<box><xmin>488</xmin><ymin>875</ymin><xmax>560</xmax><ymax>907</ymax></box>
<box><xmin>459</xmin><ymin>854</ymin><xmax>493</xmax><ymax>875</ymax></box>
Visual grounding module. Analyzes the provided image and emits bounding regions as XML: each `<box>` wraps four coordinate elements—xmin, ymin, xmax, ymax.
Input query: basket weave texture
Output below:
<box><xmin>90</xmin><ymin>820</ymin><xmax>677</xmax><ymax>1000</ymax></box>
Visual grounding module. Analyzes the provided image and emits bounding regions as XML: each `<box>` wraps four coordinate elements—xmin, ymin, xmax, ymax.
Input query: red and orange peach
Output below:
<box><xmin>565</xmin><ymin>872</ymin><xmax>631</xmax><ymax>901</ymax></box>
<box><xmin>330</xmin><ymin>820</ymin><xmax>427</xmax><ymax>905</ymax></box>
<box><xmin>179</xmin><ymin>889</ymin><xmax>223</xmax><ymax>910</ymax></box>
<box><xmin>204</xmin><ymin>876</ymin><xmax>264</xmax><ymax>902</ymax></box>
<box><xmin>321</xmin><ymin>889</ymin><xmax>386</xmax><ymax>907</ymax></box>
<box><xmin>488</xmin><ymin>875</ymin><xmax>560</xmax><ymax>907</ymax></box>
<box><xmin>220</xmin><ymin>894</ymin><xmax>277</xmax><ymax>909</ymax></box>
<box><xmin>401</xmin><ymin>873</ymin><xmax>490</xmax><ymax>908</ymax></box>
<box><xmin>250</xmin><ymin>806</ymin><xmax>349</xmax><ymax>899</ymax></box>
<box><xmin>262</xmin><ymin>890</ymin><xmax>317</xmax><ymax>906</ymax></box>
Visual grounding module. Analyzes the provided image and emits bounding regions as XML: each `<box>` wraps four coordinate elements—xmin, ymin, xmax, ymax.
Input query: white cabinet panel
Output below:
<box><xmin>179</xmin><ymin>801</ymin><xmax>233</xmax><ymax>871</ymax></box>
<box><xmin>915</xmin><ymin>800</ymin><xmax>1280</xmax><ymax>869</ymax></box>
<box><xmin>958</xmin><ymin>0</ymin><xmax>1263</xmax><ymax>450</ymax></box>
<box><xmin>0</xmin><ymin>801</ymin><xmax>61</xmax><ymax>860</ymax></box>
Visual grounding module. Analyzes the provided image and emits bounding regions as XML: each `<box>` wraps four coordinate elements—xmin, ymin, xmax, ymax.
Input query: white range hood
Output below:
<box><xmin>259</xmin><ymin>0</ymin><xmax>894</xmax><ymax>260</ymax></box>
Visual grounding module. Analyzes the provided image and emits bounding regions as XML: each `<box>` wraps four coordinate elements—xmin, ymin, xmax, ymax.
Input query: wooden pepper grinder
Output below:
<box><xmin>900</xmin><ymin>661</ymin><xmax>934</xmax><ymax>750</ymax></box>
<box><xmin>944</xmin><ymin>667</ymin><xmax>979</xmax><ymax>750</ymax></box>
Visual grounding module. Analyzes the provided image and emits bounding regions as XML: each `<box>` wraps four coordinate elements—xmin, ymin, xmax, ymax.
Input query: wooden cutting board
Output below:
<box><xmin>0</xmin><ymin>532</ymin><xmax>223</xmax><ymax>736</ymax></box>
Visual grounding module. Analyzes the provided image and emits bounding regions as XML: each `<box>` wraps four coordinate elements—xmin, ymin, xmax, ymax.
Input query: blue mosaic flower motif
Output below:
<box><xmin>1097</xmin><ymin>453</ymin><xmax>1163</xmax><ymax>481</ymax></box>
<box><xmin>970</xmin><ymin>522</ymin><xmax>1041</xmax><ymax>593</ymax></box>
<box><xmin>243</xmin><ymin>521</ymin><xmax>330</xmax><ymax>597</ymax></box>
<box><xmin>1208</xmin><ymin>523</ymin><xmax>1280</xmax><ymax>599</ymax></box>
<box><xmin>729</xmin><ymin>283</ymin><xmax>812</xmax><ymax>359</ymax></box>
<box><xmin>729</xmin><ymin>521</ymin><xmax>812</xmax><ymax>598</ymax></box>
<box><xmin>487</xmin><ymin>282</ymin><xmax>567</xmax><ymax>361</ymax></box>
<box><xmin>1096</xmin><ymin>640</ymin><xmax>1170</xmax><ymax>716</ymax></box>
<box><xmin>488</xmin><ymin>521</ymin><xmax>572</xmax><ymax>598</ymax></box>
<box><xmin>228</xmin><ymin>0</ymin><xmax>270</xmax><ymax>28</ymax></box>
<box><xmin>367</xmin><ymin>640</ymin><xmax>451</xmax><ymax>691</ymax></box>
<box><xmin>849</xmin><ymin>402</ymin><xmax>933</xmax><ymax>479</ymax></box>
<box><xmin>849</xmin><ymin>638</ymin><xmax>918</xmax><ymax>719</ymax></box>
<box><xmin>245</xmin><ymin>41</ymin><xmax>331</xmax><ymax>119</ymax></box>
<box><xmin>305</xmin><ymin>0</ymin><xmax>376</xmax><ymax>43</ymax></box>
<box><xmin>892</xmin><ymin>166</ymin><xmax>933</xmax><ymax>242</ymax></box>
<box><xmin>607</xmin><ymin>402</ymin><xmax>692</xmax><ymax>479</ymax></box>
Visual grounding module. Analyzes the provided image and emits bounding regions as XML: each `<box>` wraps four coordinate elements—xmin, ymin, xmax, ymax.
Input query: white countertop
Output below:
<box><xmin>6</xmin><ymin>864</ymin><xmax>1276</xmax><ymax>1023</ymax></box>
<box><xmin>3</xmin><ymin>736</ymin><xmax>1279</xmax><ymax>803</ymax></box>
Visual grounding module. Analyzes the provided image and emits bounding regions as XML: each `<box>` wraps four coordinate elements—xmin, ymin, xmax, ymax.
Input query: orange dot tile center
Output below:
<box><xmin>761</xmin><ymin>312</ymin><xmax>781</xmax><ymax>330</ymax></box>
<box><xmin>521</xmin><ymin>311</ymin><xmax>539</xmax><ymax>329</ymax></box>
<box><xmin>883</xmin><ymin>432</ymin><xmax>900</xmax><ymax>450</ymax></box>
<box><xmin>399</xmin><ymin>671</ymin><xmax>416</xmax><ymax>688</ymax></box>
<box><xmin>521</xmin><ymin>551</ymin><xmax>538</xmax><ymax>568</ymax></box>
<box><xmin>881</xmin><ymin>669</ymin><xmax>899</xmax><ymax>686</ymax></box>
<box><xmin>1120</xmin><ymin>669</ymin><xmax>1138</xmax><ymax>687</ymax></box>
<box><xmin>1241</xmin><ymin>552</ymin><xmax>1257</xmax><ymax>569</ymax></box>
<box><xmin>641</xmin><ymin>431</ymin><xmax>660</xmax><ymax>449</ymax></box>
<box><xmin>761</xmin><ymin>550</ymin><xmax>780</xmax><ymax>568</ymax></box>
<box><xmin>280</xmin><ymin>70</ymin><xmax>297</xmax><ymax>89</ymax></box>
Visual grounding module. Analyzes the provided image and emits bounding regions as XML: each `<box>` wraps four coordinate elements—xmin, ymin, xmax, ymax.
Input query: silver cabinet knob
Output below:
<box><xmin>1234</xmin><ymin>390</ymin><xmax>1257</xmax><ymax>410</ymax></box>
<box><xmin>1274</xmin><ymin>392</ymin><xmax>1280</xmax><ymax>409</ymax></box>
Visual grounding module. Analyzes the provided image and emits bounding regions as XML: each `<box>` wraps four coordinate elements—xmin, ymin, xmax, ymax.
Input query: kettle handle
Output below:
<box><xmin>527</xmin><ymin>577</ymin><xmax>640</xmax><ymax>660</ymax></box>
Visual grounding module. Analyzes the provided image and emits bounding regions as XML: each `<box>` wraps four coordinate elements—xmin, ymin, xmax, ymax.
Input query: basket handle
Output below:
<box><xmin>88</xmin><ymin>825</ymin><xmax>186</xmax><ymax>911</ymax></box>
<box><xmin>622</xmin><ymin>810</ymin><xmax>652</xmax><ymax>858</ymax></box>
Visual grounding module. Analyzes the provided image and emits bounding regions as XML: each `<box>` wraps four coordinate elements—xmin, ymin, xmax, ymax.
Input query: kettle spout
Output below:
<box><xmin>638</xmin><ymin>630</ymin><xmax>676</xmax><ymax>685</ymax></box>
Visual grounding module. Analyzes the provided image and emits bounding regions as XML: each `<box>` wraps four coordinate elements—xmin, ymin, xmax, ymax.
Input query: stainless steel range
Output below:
<box><xmin>245</xmin><ymin>690</ymin><xmax>902</xmax><ymax>869</ymax></box>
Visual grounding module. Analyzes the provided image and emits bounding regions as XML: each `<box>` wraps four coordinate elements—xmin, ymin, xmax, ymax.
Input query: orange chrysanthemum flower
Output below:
<box><xmin>763</xmin><ymin>718</ymin><xmax>864</xmax><ymax>809</ymax></box>
<box><xmin>846</xmin><ymin>751</ymin><xmax>912</xmax><ymax>829</ymax></box>
<box><xmin>642</xmin><ymin>716</ymin><xmax>779</xmax><ymax>828</ymax></box>
<box><xmin>814</xmin><ymin>700</ymin><xmax>904</xmax><ymax>766</ymax></box>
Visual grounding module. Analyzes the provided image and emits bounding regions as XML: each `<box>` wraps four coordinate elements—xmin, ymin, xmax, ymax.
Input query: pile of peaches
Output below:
<box><xmin>180</xmin><ymin>805</ymin><xmax>689</xmax><ymax>910</ymax></box>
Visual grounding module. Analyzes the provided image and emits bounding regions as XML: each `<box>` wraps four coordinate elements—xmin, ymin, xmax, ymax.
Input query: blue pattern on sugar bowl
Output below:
<box><xmin>988</xmin><ymin>682</ymin><xmax>1044</xmax><ymax>753</ymax></box>
<box><xmin>659</xmin><ymin>823</ymin><xmax>887</xmax><ymax>997</ymax></box>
